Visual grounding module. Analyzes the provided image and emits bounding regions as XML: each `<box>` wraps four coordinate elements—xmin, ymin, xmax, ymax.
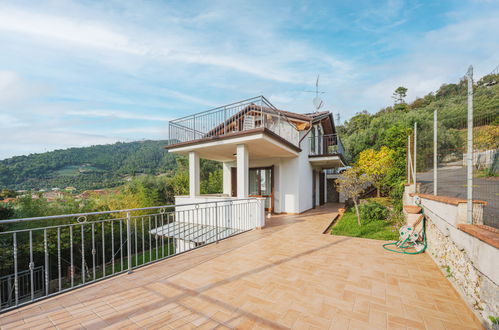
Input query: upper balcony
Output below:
<box><xmin>308</xmin><ymin>133</ymin><xmax>346</xmax><ymax>169</ymax></box>
<box><xmin>309</xmin><ymin>133</ymin><xmax>345</xmax><ymax>156</ymax></box>
<box><xmin>167</xmin><ymin>96</ymin><xmax>300</xmax><ymax>157</ymax></box>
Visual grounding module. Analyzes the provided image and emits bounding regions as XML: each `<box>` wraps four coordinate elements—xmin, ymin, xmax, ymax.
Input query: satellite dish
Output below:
<box><xmin>313</xmin><ymin>96</ymin><xmax>323</xmax><ymax>110</ymax></box>
<box><xmin>304</xmin><ymin>74</ymin><xmax>326</xmax><ymax>112</ymax></box>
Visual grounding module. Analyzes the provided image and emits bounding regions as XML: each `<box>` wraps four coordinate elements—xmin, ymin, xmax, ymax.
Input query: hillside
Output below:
<box><xmin>340</xmin><ymin>73</ymin><xmax>499</xmax><ymax>160</ymax></box>
<box><xmin>338</xmin><ymin>72</ymin><xmax>499</xmax><ymax>193</ymax></box>
<box><xmin>0</xmin><ymin>140</ymin><xmax>177</xmax><ymax>191</ymax></box>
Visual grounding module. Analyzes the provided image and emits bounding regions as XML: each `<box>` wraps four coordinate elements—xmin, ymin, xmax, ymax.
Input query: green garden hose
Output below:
<box><xmin>382</xmin><ymin>202</ymin><xmax>427</xmax><ymax>255</ymax></box>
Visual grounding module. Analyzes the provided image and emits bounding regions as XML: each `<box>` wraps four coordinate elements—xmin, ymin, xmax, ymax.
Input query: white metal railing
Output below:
<box><xmin>309</xmin><ymin>134</ymin><xmax>344</xmax><ymax>156</ymax></box>
<box><xmin>0</xmin><ymin>198</ymin><xmax>263</xmax><ymax>312</ymax></box>
<box><xmin>168</xmin><ymin>96</ymin><xmax>300</xmax><ymax>147</ymax></box>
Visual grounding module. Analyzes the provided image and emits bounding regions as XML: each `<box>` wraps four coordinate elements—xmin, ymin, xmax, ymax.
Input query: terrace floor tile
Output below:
<box><xmin>0</xmin><ymin>203</ymin><xmax>483</xmax><ymax>329</ymax></box>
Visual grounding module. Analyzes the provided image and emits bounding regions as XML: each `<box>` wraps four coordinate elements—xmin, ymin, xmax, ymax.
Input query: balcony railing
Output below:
<box><xmin>0</xmin><ymin>198</ymin><xmax>263</xmax><ymax>312</ymax></box>
<box><xmin>168</xmin><ymin>96</ymin><xmax>300</xmax><ymax>147</ymax></box>
<box><xmin>309</xmin><ymin>134</ymin><xmax>344</xmax><ymax>156</ymax></box>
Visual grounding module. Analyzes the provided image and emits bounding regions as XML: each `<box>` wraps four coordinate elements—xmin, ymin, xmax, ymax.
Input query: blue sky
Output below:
<box><xmin>0</xmin><ymin>0</ymin><xmax>498</xmax><ymax>159</ymax></box>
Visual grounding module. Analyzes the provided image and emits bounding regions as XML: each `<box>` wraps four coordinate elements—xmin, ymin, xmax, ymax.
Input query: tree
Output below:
<box><xmin>336</xmin><ymin>168</ymin><xmax>368</xmax><ymax>226</ymax></box>
<box><xmin>357</xmin><ymin>147</ymin><xmax>395</xmax><ymax>197</ymax></box>
<box><xmin>392</xmin><ymin>86</ymin><xmax>408</xmax><ymax>104</ymax></box>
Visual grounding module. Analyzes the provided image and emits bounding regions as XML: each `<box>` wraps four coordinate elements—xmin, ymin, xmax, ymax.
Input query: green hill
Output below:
<box><xmin>338</xmin><ymin>72</ymin><xmax>499</xmax><ymax>193</ymax></box>
<box><xmin>341</xmin><ymin>73</ymin><xmax>499</xmax><ymax>160</ymax></box>
<box><xmin>0</xmin><ymin>140</ymin><xmax>177</xmax><ymax>191</ymax></box>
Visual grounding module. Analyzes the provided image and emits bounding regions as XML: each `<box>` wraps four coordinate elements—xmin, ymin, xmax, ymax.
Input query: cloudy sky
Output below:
<box><xmin>0</xmin><ymin>0</ymin><xmax>498</xmax><ymax>159</ymax></box>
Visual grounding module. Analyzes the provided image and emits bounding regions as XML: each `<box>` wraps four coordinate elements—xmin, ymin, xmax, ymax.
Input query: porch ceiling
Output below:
<box><xmin>167</xmin><ymin>130</ymin><xmax>300</xmax><ymax>162</ymax></box>
<box><xmin>308</xmin><ymin>154</ymin><xmax>345</xmax><ymax>169</ymax></box>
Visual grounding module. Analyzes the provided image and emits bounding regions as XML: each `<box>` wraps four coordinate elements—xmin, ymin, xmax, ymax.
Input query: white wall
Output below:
<box><xmin>296</xmin><ymin>129</ymin><xmax>315</xmax><ymax>213</ymax></box>
<box><xmin>223</xmin><ymin>155</ymin><xmax>309</xmax><ymax>214</ymax></box>
<box><xmin>215</xmin><ymin>129</ymin><xmax>320</xmax><ymax>214</ymax></box>
<box><xmin>174</xmin><ymin>196</ymin><xmax>265</xmax><ymax>230</ymax></box>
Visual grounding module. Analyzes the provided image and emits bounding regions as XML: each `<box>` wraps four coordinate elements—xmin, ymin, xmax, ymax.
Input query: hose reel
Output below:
<box><xmin>382</xmin><ymin>197</ymin><xmax>427</xmax><ymax>254</ymax></box>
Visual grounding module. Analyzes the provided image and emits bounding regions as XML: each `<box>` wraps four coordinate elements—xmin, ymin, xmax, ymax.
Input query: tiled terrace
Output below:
<box><xmin>0</xmin><ymin>204</ymin><xmax>482</xmax><ymax>329</ymax></box>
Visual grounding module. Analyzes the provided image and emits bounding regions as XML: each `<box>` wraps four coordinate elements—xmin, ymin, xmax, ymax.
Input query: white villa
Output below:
<box><xmin>165</xmin><ymin>96</ymin><xmax>347</xmax><ymax>215</ymax></box>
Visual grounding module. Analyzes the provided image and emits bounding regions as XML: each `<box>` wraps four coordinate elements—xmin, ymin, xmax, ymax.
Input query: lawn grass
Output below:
<box><xmin>331</xmin><ymin>209</ymin><xmax>399</xmax><ymax>241</ymax></box>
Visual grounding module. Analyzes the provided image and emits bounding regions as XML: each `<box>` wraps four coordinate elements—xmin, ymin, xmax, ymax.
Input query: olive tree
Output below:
<box><xmin>336</xmin><ymin>168</ymin><xmax>368</xmax><ymax>226</ymax></box>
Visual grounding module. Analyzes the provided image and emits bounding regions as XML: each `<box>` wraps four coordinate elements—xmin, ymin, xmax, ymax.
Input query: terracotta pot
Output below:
<box><xmin>338</xmin><ymin>208</ymin><xmax>346</xmax><ymax>214</ymax></box>
<box><xmin>404</xmin><ymin>205</ymin><xmax>422</xmax><ymax>214</ymax></box>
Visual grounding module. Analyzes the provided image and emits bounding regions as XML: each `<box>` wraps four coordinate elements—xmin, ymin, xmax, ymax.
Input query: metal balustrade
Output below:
<box><xmin>309</xmin><ymin>134</ymin><xmax>344</xmax><ymax>156</ymax></box>
<box><xmin>168</xmin><ymin>96</ymin><xmax>300</xmax><ymax>147</ymax></box>
<box><xmin>0</xmin><ymin>198</ymin><xmax>262</xmax><ymax>312</ymax></box>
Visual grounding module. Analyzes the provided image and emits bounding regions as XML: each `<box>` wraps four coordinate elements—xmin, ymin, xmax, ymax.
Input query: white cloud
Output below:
<box><xmin>357</xmin><ymin>10</ymin><xmax>499</xmax><ymax>111</ymax></box>
<box><xmin>67</xmin><ymin>109</ymin><xmax>172</xmax><ymax>122</ymax></box>
<box><xmin>0</xmin><ymin>7</ymin><xmax>139</xmax><ymax>54</ymax></box>
<box><xmin>0</xmin><ymin>4</ymin><xmax>352</xmax><ymax>85</ymax></box>
<box><xmin>0</xmin><ymin>71</ymin><xmax>49</xmax><ymax>106</ymax></box>
<box><xmin>1</xmin><ymin>0</ymin><xmax>498</xmax><ymax>159</ymax></box>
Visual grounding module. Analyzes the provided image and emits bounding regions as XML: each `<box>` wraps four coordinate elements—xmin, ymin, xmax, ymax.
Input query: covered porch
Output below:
<box><xmin>167</xmin><ymin>128</ymin><xmax>301</xmax><ymax>214</ymax></box>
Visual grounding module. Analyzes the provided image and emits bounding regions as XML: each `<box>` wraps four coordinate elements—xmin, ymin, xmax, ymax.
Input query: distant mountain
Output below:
<box><xmin>0</xmin><ymin>140</ymin><xmax>177</xmax><ymax>191</ymax></box>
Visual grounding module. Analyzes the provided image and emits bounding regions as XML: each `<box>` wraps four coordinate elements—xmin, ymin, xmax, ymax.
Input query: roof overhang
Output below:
<box><xmin>308</xmin><ymin>154</ymin><xmax>346</xmax><ymax>170</ymax></box>
<box><xmin>165</xmin><ymin>128</ymin><xmax>301</xmax><ymax>162</ymax></box>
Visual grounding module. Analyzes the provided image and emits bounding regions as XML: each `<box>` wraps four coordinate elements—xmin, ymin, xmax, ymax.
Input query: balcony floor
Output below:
<box><xmin>0</xmin><ymin>204</ymin><xmax>481</xmax><ymax>329</ymax></box>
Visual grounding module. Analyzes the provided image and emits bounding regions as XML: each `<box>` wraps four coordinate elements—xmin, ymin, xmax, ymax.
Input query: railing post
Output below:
<box><xmin>193</xmin><ymin>114</ymin><xmax>197</xmax><ymax>140</ymax></box>
<box><xmin>126</xmin><ymin>211</ymin><xmax>133</xmax><ymax>274</ymax></box>
<box><xmin>215</xmin><ymin>202</ymin><xmax>219</xmax><ymax>244</ymax></box>
<box><xmin>256</xmin><ymin>198</ymin><xmax>266</xmax><ymax>229</ymax></box>
<box><xmin>224</xmin><ymin>107</ymin><xmax>227</xmax><ymax>134</ymax></box>
<box><xmin>261</xmin><ymin>101</ymin><xmax>265</xmax><ymax>128</ymax></box>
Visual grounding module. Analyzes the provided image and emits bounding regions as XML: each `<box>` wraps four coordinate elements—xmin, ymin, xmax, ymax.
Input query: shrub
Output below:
<box><xmin>390</xmin><ymin>182</ymin><xmax>405</xmax><ymax>212</ymax></box>
<box><xmin>360</xmin><ymin>201</ymin><xmax>388</xmax><ymax>223</ymax></box>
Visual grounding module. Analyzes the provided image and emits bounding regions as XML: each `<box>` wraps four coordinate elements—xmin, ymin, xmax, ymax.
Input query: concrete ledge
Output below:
<box><xmin>409</xmin><ymin>193</ymin><xmax>487</xmax><ymax>206</ymax></box>
<box><xmin>458</xmin><ymin>224</ymin><xmax>499</xmax><ymax>249</ymax></box>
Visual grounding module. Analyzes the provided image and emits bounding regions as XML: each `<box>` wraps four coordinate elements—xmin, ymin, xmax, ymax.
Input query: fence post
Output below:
<box><xmin>434</xmin><ymin>110</ymin><xmax>438</xmax><ymax>195</ymax></box>
<box><xmin>407</xmin><ymin>135</ymin><xmax>411</xmax><ymax>184</ymax></box>
<box><xmin>413</xmin><ymin>122</ymin><xmax>417</xmax><ymax>191</ymax></box>
<box><xmin>466</xmin><ymin>65</ymin><xmax>474</xmax><ymax>224</ymax></box>
<box><xmin>126</xmin><ymin>211</ymin><xmax>133</xmax><ymax>274</ymax></box>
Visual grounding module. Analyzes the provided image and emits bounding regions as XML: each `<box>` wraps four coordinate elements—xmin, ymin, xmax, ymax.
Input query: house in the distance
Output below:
<box><xmin>166</xmin><ymin>96</ymin><xmax>346</xmax><ymax>214</ymax></box>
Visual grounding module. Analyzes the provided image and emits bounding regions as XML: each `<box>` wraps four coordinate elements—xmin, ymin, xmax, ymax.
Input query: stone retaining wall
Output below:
<box><xmin>404</xmin><ymin>185</ymin><xmax>499</xmax><ymax>329</ymax></box>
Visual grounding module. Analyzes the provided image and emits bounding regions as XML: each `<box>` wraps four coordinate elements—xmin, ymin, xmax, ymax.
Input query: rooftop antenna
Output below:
<box><xmin>304</xmin><ymin>75</ymin><xmax>326</xmax><ymax>112</ymax></box>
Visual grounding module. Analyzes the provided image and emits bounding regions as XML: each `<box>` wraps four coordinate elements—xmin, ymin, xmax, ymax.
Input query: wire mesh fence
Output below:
<box><xmin>415</xmin><ymin>107</ymin><xmax>498</xmax><ymax>229</ymax></box>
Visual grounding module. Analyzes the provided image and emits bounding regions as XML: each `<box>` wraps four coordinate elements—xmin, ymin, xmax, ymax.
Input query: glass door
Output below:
<box><xmin>249</xmin><ymin>166</ymin><xmax>274</xmax><ymax>212</ymax></box>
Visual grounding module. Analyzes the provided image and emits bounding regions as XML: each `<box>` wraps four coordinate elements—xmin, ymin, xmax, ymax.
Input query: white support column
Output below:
<box><xmin>236</xmin><ymin>144</ymin><xmax>249</xmax><ymax>198</ymax></box>
<box><xmin>222</xmin><ymin>162</ymin><xmax>232</xmax><ymax>196</ymax></box>
<box><xmin>324</xmin><ymin>170</ymin><xmax>327</xmax><ymax>204</ymax></box>
<box><xmin>189</xmin><ymin>151</ymin><xmax>200</xmax><ymax>197</ymax></box>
